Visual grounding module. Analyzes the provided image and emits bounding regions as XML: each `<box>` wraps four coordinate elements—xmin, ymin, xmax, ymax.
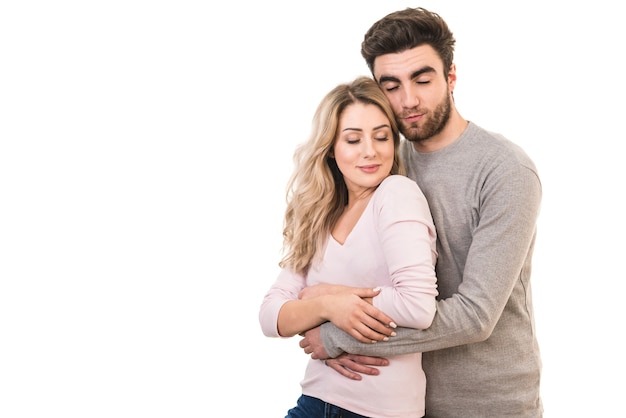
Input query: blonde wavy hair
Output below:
<box><xmin>280</xmin><ymin>76</ymin><xmax>405</xmax><ymax>275</ymax></box>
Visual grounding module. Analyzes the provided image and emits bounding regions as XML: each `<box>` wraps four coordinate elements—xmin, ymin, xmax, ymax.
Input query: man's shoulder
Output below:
<box><xmin>467</xmin><ymin>123</ymin><xmax>537</xmax><ymax>170</ymax></box>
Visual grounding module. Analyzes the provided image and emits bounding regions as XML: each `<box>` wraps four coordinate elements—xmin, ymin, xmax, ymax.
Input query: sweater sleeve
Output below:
<box><xmin>258</xmin><ymin>268</ymin><xmax>306</xmax><ymax>338</ymax></box>
<box><xmin>321</xmin><ymin>162</ymin><xmax>542</xmax><ymax>358</ymax></box>
<box><xmin>370</xmin><ymin>175</ymin><xmax>438</xmax><ymax>329</ymax></box>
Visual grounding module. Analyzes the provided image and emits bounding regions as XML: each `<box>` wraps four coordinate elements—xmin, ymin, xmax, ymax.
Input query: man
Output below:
<box><xmin>299</xmin><ymin>7</ymin><xmax>543</xmax><ymax>417</ymax></box>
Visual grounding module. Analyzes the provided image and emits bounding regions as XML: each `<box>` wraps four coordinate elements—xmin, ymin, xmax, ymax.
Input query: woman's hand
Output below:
<box><xmin>299</xmin><ymin>284</ymin><xmax>397</xmax><ymax>343</ymax></box>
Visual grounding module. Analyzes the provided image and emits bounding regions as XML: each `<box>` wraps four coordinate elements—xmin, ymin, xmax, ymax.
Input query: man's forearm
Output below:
<box><xmin>321</xmin><ymin>298</ymin><xmax>490</xmax><ymax>357</ymax></box>
<box><xmin>321</xmin><ymin>322</ymin><xmax>426</xmax><ymax>357</ymax></box>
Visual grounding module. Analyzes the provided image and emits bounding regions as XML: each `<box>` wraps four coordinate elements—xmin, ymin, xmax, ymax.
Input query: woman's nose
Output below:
<box><xmin>362</xmin><ymin>138</ymin><xmax>376</xmax><ymax>157</ymax></box>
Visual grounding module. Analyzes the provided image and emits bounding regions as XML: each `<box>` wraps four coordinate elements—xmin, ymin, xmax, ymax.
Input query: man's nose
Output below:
<box><xmin>401</xmin><ymin>85</ymin><xmax>419</xmax><ymax>109</ymax></box>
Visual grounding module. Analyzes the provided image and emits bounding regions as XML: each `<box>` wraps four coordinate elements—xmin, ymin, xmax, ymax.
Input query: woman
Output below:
<box><xmin>259</xmin><ymin>76</ymin><xmax>437</xmax><ymax>418</ymax></box>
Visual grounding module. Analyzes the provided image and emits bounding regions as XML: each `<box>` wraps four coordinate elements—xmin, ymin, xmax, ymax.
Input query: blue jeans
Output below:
<box><xmin>285</xmin><ymin>394</ymin><xmax>370</xmax><ymax>418</ymax></box>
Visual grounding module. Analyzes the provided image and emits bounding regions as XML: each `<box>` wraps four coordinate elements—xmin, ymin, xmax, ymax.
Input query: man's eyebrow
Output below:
<box><xmin>410</xmin><ymin>66</ymin><xmax>436</xmax><ymax>79</ymax></box>
<box><xmin>378</xmin><ymin>66</ymin><xmax>437</xmax><ymax>84</ymax></box>
<box><xmin>378</xmin><ymin>75</ymin><xmax>400</xmax><ymax>84</ymax></box>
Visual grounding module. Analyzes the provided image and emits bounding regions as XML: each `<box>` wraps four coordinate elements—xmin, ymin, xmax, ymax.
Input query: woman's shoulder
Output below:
<box><xmin>374</xmin><ymin>175</ymin><xmax>432</xmax><ymax>220</ymax></box>
<box><xmin>376</xmin><ymin>175</ymin><xmax>424</xmax><ymax>202</ymax></box>
<box><xmin>379</xmin><ymin>174</ymin><xmax>419</xmax><ymax>191</ymax></box>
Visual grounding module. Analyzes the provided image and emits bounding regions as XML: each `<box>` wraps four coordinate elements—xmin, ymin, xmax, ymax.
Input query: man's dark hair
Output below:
<box><xmin>361</xmin><ymin>7</ymin><xmax>456</xmax><ymax>78</ymax></box>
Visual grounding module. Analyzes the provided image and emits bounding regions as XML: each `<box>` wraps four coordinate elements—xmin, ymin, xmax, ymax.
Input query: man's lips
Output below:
<box><xmin>403</xmin><ymin>113</ymin><xmax>423</xmax><ymax>123</ymax></box>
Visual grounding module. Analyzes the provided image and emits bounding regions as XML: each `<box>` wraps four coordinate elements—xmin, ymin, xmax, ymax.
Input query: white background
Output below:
<box><xmin>1</xmin><ymin>1</ymin><xmax>624</xmax><ymax>417</ymax></box>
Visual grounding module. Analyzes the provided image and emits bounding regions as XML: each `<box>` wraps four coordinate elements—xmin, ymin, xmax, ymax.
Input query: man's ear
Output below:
<box><xmin>448</xmin><ymin>63</ymin><xmax>457</xmax><ymax>92</ymax></box>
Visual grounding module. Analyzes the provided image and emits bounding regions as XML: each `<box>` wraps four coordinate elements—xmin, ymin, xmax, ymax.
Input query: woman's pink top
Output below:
<box><xmin>259</xmin><ymin>175</ymin><xmax>438</xmax><ymax>417</ymax></box>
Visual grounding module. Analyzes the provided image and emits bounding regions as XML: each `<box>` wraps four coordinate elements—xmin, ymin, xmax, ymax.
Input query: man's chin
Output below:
<box><xmin>401</xmin><ymin>129</ymin><xmax>423</xmax><ymax>143</ymax></box>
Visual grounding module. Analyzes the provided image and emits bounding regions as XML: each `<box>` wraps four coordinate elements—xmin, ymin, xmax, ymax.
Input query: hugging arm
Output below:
<box><xmin>315</xmin><ymin>165</ymin><xmax>542</xmax><ymax>359</ymax></box>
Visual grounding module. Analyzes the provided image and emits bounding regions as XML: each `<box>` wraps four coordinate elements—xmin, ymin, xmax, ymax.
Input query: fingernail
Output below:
<box><xmin>373</xmin><ymin>287</ymin><xmax>381</xmax><ymax>292</ymax></box>
<box><xmin>389</xmin><ymin>321</ymin><xmax>397</xmax><ymax>329</ymax></box>
<box><xmin>371</xmin><ymin>340</ymin><xmax>377</xmax><ymax>344</ymax></box>
<box><xmin>391</xmin><ymin>332</ymin><xmax>396</xmax><ymax>337</ymax></box>
<box><xmin>383</xmin><ymin>337</ymin><xmax>389</xmax><ymax>341</ymax></box>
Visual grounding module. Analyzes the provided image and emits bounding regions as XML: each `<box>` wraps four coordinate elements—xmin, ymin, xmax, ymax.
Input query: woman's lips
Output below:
<box><xmin>359</xmin><ymin>164</ymin><xmax>380</xmax><ymax>173</ymax></box>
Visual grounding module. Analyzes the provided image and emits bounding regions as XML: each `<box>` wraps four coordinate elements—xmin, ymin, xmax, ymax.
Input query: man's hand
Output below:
<box><xmin>299</xmin><ymin>326</ymin><xmax>329</xmax><ymax>359</ymax></box>
<box><xmin>300</xmin><ymin>326</ymin><xmax>390</xmax><ymax>380</ymax></box>
<box><xmin>323</xmin><ymin>354</ymin><xmax>390</xmax><ymax>381</ymax></box>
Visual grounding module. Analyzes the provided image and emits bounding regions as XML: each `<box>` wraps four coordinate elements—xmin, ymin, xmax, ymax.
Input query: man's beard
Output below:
<box><xmin>399</xmin><ymin>93</ymin><xmax>451</xmax><ymax>143</ymax></box>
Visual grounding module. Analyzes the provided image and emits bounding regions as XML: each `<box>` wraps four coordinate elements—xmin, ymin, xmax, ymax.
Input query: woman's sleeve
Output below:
<box><xmin>371</xmin><ymin>175</ymin><xmax>438</xmax><ymax>329</ymax></box>
<box><xmin>258</xmin><ymin>268</ymin><xmax>306</xmax><ymax>338</ymax></box>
